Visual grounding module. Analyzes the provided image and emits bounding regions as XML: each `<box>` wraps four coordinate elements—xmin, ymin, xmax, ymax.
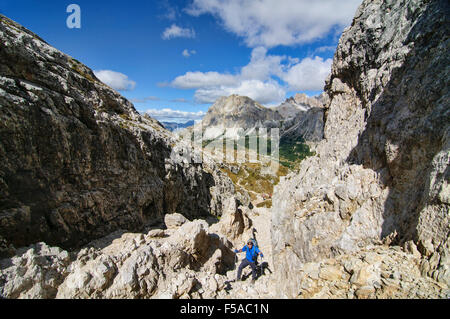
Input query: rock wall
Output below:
<box><xmin>0</xmin><ymin>207</ymin><xmax>254</xmax><ymax>299</ymax></box>
<box><xmin>280</xmin><ymin>107</ymin><xmax>325</xmax><ymax>143</ymax></box>
<box><xmin>0</xmin><ymin>15</ymin><xmax>238</xmax><ymax>256</ymax></box>
<box><xmin>272</xmin><ymin>0</ymin><xmax>449</xmax><ymax>298</ymax></box>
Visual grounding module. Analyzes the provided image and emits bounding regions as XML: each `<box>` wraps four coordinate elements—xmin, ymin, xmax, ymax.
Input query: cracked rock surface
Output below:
<box><xmin>0</xmin><ymin>15</ymin><xmax>241</xmax><ymax>255</ymax></box>
<box><xmin>272</xmin><ymin>0</ymin><xmax>449</xmax><ymax>298</ymax></box>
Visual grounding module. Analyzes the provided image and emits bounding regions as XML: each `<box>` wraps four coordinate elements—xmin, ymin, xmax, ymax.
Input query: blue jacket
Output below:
<box><xmin>242</xmin><ymin>245</ymin><xmax>261</xmax><ymax>263</ymax></box>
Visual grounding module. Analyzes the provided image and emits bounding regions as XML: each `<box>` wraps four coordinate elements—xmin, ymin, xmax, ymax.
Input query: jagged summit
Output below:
<box><xmin>280</xmin><ymin>93</ymin><xmax>325</xmax><ymax>112</ymax></box>
<box><xmin>210</xmin><ymin>94</ymin><xmax>267</xmax><ymax>113</ymax></box>
<box><xmin>202</xmin><ymin>95</ymin><xmax>281</xmax><ymax>129</ymax></box>
<box><xmin>196</xmin><ymin>93</ymin><xmax>325</xmax><ymax>142</ymax></box>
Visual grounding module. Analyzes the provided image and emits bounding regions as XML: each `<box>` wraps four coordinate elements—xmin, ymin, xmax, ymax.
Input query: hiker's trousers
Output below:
<box><xmin>237</xmin><ymin>259</ymin><xmax>257</xmax><ymax>280</ymax></box>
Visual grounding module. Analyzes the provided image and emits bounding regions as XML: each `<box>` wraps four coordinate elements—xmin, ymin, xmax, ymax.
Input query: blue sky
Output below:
<box><xmin>1</xmin><ymin>0</ymin><xmax>362</xmax><ymax>122</ymax></box>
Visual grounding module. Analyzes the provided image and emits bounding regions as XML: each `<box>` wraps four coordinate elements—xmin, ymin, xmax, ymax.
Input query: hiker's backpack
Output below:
<box><xmin>248</xmin><ymin>238</ymin><xmax>260</xmax><ymax>262</ymax></box>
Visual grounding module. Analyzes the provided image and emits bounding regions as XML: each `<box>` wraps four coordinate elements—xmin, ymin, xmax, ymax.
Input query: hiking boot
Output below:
<box><xmin>251</xmin><ymin>279</ymin><xmax>255</xmax><ymax>285</ymax></box>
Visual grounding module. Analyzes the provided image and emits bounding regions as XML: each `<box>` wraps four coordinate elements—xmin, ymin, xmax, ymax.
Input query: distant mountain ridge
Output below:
<box><xmin>161</xmin><ymin>120</ymin><xmax>195</xmax><ymax>132</ymax></box>
<box><xmin>193</xmin><ymin>93</ymin><xmax>325</xmax><ymax>142</ymax></box>
<box><xmin>272</xmin><ymin>93</ymin><xmax>326</xmax><ymax>119</ymax></box>
<box><xmin>200</xmin><ymin>94</ymin><xmax>281</xmax><ymax>139</ymax></box>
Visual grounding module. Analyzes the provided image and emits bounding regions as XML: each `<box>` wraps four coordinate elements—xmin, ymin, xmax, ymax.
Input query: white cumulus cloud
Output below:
<box><xmin>145</xmin><ymin>108</ymin><xmax>205</xmax><ymax>122</ymax></box>
<box><xmin>94</xmin><ymin>70</ymin><xmax>136</xmax><ymax>91</ymax></box>
<box><xmin>282</xmin><ymin>56</ymin><xmax>333</xmax><ymax>91</ymax></box>
<box><xmin>240</xmin><ymin>46</ymin><xmax>286</xmax><ymax>81</ymax></box>
<box><xmin>167</xmin><ymin>47</ymin><xmax>331</xmax><ymax>105</ymax></box>
<box><xmin>182</xmin><ymin>49</ymin><xmax>197</xmax><ymax>57</ymax></box>
<box><xmin>162</xmin><ymin>24</ymin><xmax>196</xmax><ymax>39</ymax></box>
<box><xmin>186</xmin><ymin>0</ymin><xmax>361</xmax><ymax>48</ymax></box>
<box><xmin>194</xmin><ymin>80</ymin><xmax>286</xmax><ymax>105</ymax></box>
<box><xmin>171</xmin><ymin>71</ymin><xmax>238</xmax><ymax>89</ymax></box>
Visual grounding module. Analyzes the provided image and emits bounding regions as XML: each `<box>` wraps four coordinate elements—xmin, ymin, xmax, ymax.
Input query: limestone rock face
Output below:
<box><xmin>275</xmin><ymin>93</ymin><xmax>326</xmax><ymax>143</ymax></box>
<box><xmin>196</xmin><ymin>93</ymin><xmax>325</xmax><ymax>143</ymax></box>
<box><xmin>0</xmin><ymin>218</ymin><xmax>236</xmax><ymax>299</ymax></box>
<box><xmin>289</xmin><ymin>244</ymin><xmax>448</xmax><ymax>299</ymax></box>
<box><xmin>209</xmin><ymin>197</ymin><xmax>254</xmax><ymax>247</ymax></box>
<box><xmin>0</xmin><ymin>242</ymin><xmax>72</xmax><ymax>299</ymax></box>
<box><xmin>2</xmin><ymin>214</ymin><xmax>446</xmax><ymax>299</ymax></box>
<box><xmin>164</xmin><ymin>213</ymin><xmax>189</xmax><ymax>229</ymax></box>
<box><xmin>272</xmin><ymin>93</ymin><xmax>324</xmax><ymax>119</ymax></box>
<box><xmin>272</xmin><ymin>0</ymin><xmax>449</xmax><ymax>297</ymax></box>
<box><xmin>199</xmin><ymin>94</ymin><xmax>282</xmax><ymax>140</ymax></box>
<box><xmin>0</xmin><ymin>15</ymin><xmax>237</xmax><ymax>256</ymax></box>
<box><xmin>202</xmin><ymin>95</ymin><xmax>281</xmax><ymax>127</ymax></box>
<box><xmin>280</xmin><ymin>107</ymin><xmax>325</xmax><ymax>143</ymax></box>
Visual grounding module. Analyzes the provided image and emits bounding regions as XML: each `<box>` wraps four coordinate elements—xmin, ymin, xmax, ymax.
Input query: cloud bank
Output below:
<box><xmin>186</xmin><ymin>0</ymin><xmax>361</xmax><ymax>48</ymax></box>
<box><xmin>167</xmin><ymin>47</ymin><xmax>332</xmax><ymax>105</ymax></box>
<box><xmin>145</xmin><ymin>108</ymin><xmax>205</xmax><ymax>123</ymax></box>
<box><xmin>282</xmin><ymin>56</ymin><xmax>332</xmax><ymax>91</ymax></box>
<box><xmin>94</xmin><ymin>70</ymin><xmax>136</xmax><ymax>91</ymax></box>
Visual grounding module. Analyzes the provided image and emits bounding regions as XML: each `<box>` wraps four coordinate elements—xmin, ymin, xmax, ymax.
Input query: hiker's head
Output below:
<box><xmin>247</xmin><ymin>240</ymin><xmax>253</xmax><ymax>247</ymax></box>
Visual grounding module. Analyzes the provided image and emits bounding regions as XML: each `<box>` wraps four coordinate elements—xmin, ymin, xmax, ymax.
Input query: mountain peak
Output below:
<box><xmin>201</xmin><ymin>94</ymin><xmax>280</xmax><ymax>129</ymax></box>
<box><xmin>210</xmin><ymin>94</ymin><xmax>266</xmax><ymax>114</ymax></box>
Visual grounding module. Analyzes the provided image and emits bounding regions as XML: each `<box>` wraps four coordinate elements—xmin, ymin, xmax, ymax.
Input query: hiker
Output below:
<box><xmin>234</xmin><ymin>239</ymin><xmax>264</xmax><ymax>283</ymax></box>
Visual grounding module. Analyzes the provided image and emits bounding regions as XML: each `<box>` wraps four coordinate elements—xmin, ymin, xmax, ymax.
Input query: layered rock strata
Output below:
<box><xmin>0</xmin><ymin>15</ymin><xmax>239</xmax><ymax>256</ymax></box>
<box><xmin>272</xmin><ymin>0</ymin><xmax>449</xmax><ymax>297</ymax></box>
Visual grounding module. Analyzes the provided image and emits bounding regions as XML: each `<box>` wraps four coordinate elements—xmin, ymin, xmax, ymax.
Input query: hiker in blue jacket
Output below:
<box><xmin>234</xmin><ymin>239</ymin><xmax>264</xmax><ymax>283</ymax></box>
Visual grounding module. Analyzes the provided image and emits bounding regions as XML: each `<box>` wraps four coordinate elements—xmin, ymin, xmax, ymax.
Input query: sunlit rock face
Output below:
<box><xmin>0</xmin><ymin>15</ymin><xmax>238</xmax><ymax>255</ymax></box>
<box><xmin>199</xmin><ymin>93</ymin><xmax>325</xmax><ymax>142</ymax></box>
<box><xmin>272</xmin><ymin>0</ymin><xmax>449</xmax><ymax>298</ymax></box>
